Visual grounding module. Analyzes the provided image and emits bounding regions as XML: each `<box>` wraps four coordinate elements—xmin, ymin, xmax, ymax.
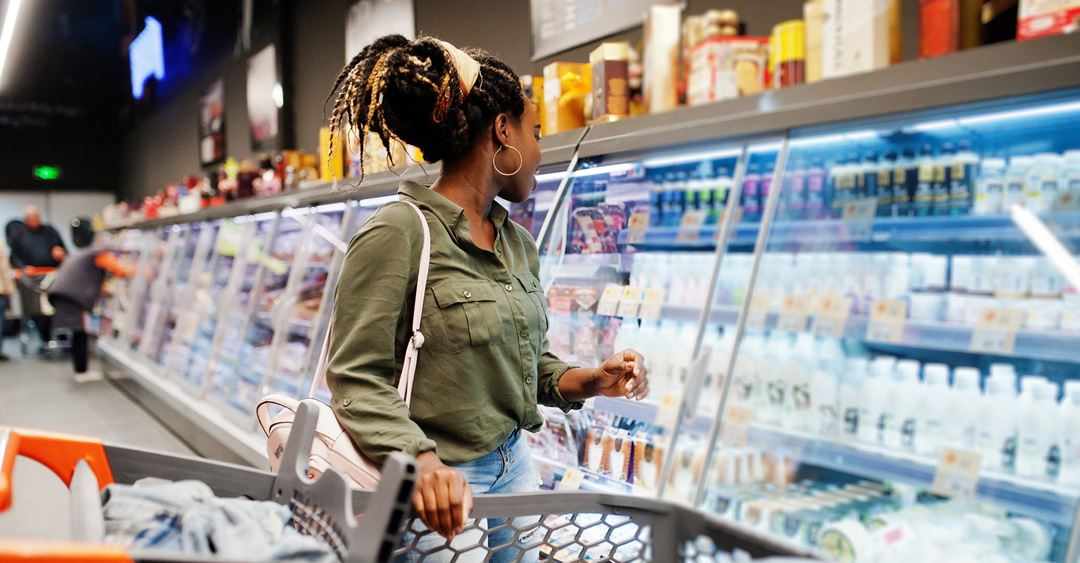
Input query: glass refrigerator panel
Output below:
<box><xmin>159</xmin><ymin>221</ymin><xmax>220</xmax><ymax>381</ymax></box>
<box><xmin>259</xmin><ymin>205</ymin><xmax>349</xmax><ymax>401</ymax></box>
<box><xmin>704</xmin><ymin>89</ymin><xmax>1080</xmax><ymax>562</ymax></box>
<box><xmin>132</xmin><ymin>226</ymin><xmax>188</xmax><ymax>356</ymax></box>
<box><xmin>531</xmin><ymin>138</ymin><xmax>772</xmax><ymax>499</ymax></box>
<box><xmin>207</xmin><ymin>213</ymin><xmax>278</xmax><ymax>416</ymax></box>
<box><xmin>156</xmin><ymin>221</ymin><xmax>217</xmax><ymax>371</ymax></box>
<box><xmin>98</xmin><ymin>229</ymin><xmax>149</xmax><ymax>342</ymax></box>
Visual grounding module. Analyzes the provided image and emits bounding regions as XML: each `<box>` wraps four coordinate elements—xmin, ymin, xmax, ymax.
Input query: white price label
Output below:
<box><xmin>810</xmin><ymin>293</ymin><xmax>852</xmax><ymax>338</ymax></box>
<box><xmin>1053</xmin><ymin>189</ymin><xmax>1080</xmax><ymax>212</ymax></box>
<box><xmin>676</xmin><ymin>209</ymin><xmax>708</xmax><ymax>242</ymax></box>
<box><xmin>776</xmin><ymin>293</ymin><xmax>809</xmax><ymax>333</ymax></box>
<box><xmin>597</xmin><ymin>284</ymin><xmax>623</xmax><ymax>317</ymax></box>
<box><xmin>866</xmin><ymin>298</ymin><xmax>908</xmax><ymax>343</ymax></box>
<box><xmin>616</xmin><ymin>286</ymin><xmax>644</xmax><ymax>319</ymax></box>
<box><xmin>626</xmin><ymin>207</ymin><xmax>650</xmax><ymax>245</ymax></box>
<box><xmin>638</xmin><ymin>287</ymin><xmax>667</xmax><ymax>320</ymax></box>
<box><xmin>841</xmin><ymin>197</ymin><xmax>878</xmax><ymax>240</ymax></box>
<box><xmin>931</xmin><ymin>448</ymin><xmax>983</xmax><ymax>499</ymax></box>
<box><xmin>970</xmin><ymin>307</ymin><xmax>1025</xmax><ymax>355</ymax></box>
<box><xmin>557</xmin><ymin>468</ymin><xmax>585</xmax><ymax>491</ymax></box>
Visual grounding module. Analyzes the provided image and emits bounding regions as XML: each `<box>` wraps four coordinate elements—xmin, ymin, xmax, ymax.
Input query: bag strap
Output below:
<box><xmin>308</xmin><ymin>199</ymin><xmax>431</xmax><ymax>406</ymax></box>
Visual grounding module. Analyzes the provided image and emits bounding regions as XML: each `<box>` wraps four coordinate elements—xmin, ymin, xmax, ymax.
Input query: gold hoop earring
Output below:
<box><xmin>493</xmin><ymin>144</ymin><xmax>523</xmax><ymax>176</ymax></box>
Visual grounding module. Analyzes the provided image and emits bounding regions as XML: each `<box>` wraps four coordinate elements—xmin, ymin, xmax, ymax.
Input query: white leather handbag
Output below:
<box><xmin>256</xmin><ymin>200</ymin><xmax>431</xmax><ymax>489</ymax></box>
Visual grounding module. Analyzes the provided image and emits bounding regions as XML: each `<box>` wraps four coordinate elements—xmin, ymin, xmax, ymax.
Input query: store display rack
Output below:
<box><xmin>98</xmin><ymin>34</ymin><xmax>1080</xmax><ymax>562</ymax></box>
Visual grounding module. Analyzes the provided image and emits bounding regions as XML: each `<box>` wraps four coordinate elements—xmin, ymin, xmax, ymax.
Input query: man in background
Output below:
<box><xmin>7</xmin><ymin>206</ymin><xmax>67</xmax><ymax>347</ymax></box>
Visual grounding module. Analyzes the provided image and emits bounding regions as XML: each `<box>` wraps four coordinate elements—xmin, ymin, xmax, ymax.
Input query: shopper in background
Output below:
<box><xmin>0</xmin><ymin>241</ymin><xmax>14</xmax><ymax>361</ymax></box>
<box><xmin>325</xmin><ymin>35</ymin><xmax>649</xmax><ymax>560</ymax></box>
<box><xmin>7</xmin><ymin>205</ymin><xmax>67</xmax><ymax>347</ymax></box>
<box><xmin>47</xmin><ymin>218</ymin><xmax>132</xmax><ymax>382</ymax></box>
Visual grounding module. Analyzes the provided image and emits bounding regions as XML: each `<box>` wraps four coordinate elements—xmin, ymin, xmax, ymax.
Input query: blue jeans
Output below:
<box><xmin>401</xmin><ymin>430</ymin><xmax>541</xmax><ymax>563</ymax></box>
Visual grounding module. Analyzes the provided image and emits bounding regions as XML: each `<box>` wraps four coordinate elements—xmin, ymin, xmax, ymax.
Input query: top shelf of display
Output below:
<box><xmin>577</xmin><ymin>33</ymin><xmax>1080</xmax><ymax>159</ymax></box>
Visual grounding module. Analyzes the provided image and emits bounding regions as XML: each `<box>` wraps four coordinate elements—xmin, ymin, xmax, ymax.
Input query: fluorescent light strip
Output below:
<box><xmin>573</xmin><ymin>163</ymin><xmax>635</xmax><ymax>177</ymax></box>
<box><xmin>0</xmin><ymin>0</ymin><xmax>24</xmax><ymax>86</ymax></box>
<box><xmin>1010</xmin><ymin>204</ymin><xmax>1080</xmax><ymax>291</ymax></box>
<box><xmin>749</xmin><ymin>141</ymin><xmax>783</xmax><ymax>153</ymax></box>
<box><xmin>908</xmin><ymin>119</ymin><xmax>960</xmax><ymax>132</ymax></box>
<box><xmin>358</xmin><ymin>195</ymin><xmax>399</xmax><ymax>208</ymax></box>
<box><xmin>642</xmin><ymin>148</ymin><xmax>741</xmax><ymax>168</ymax></box>
<box><xmin>535</xmin><ymin>171</ymin><xmax>567</xmax><ymax>183</ymax></box>
<box><xmin>314</xmin><ymin>202</ymin><xmax>348</xmax><ymax>213</ymax></box>
<box><xmin>234</xmin><ymin>212</ymin><xmax>278</xmax><ymax>224</ymax></box>
<box><xmin>958</xmin><ymin>100</ymin><xmax>1080</xmax><ymax>126</ymax></box>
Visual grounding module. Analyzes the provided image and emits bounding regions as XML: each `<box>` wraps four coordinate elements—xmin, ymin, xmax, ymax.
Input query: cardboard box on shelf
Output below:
<box><xmin>643</xmin><ymin>4</ymin><xmax>682</xmax><ymax>114</ymax></box>
<box><xmin>823</xmin><ymin>0</ymin><xmax>898</xmax><ymax>77</ymax></box>
<box><xmin>543</xmin><ymin>62</ymin><xmax>589</xmax><ymax>134</ymax></box>
<box><xmin>1018</xmin><ymin>0</ymin><xmax>1080</xmax><ymax>39</ymax></box>
<box><xmin>590</xmin><ymin>42</ymin><xmax>631</xmax><ymax>123</ymax></box>
<box><xmin>687</xmin><ymin>36</ymin><xmax>768</xmax><ymax>105</ymax></box>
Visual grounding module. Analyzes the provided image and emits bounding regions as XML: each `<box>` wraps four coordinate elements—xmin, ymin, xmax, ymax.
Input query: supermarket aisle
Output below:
<box><xmin>0</xmin><ymin>338</ymin><xmax>194</xmax><ymax>540</ymax></box>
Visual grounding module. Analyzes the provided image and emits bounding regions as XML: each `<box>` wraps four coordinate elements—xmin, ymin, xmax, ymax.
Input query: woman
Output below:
<box><xmin>324</xmin><ymin>35</ymin><xmax>650</xmax><ymax>559</ymax></box>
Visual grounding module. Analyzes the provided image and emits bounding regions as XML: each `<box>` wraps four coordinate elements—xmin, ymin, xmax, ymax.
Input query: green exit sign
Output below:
<box><xmin>33</xmin><ymin>165</ymin><xmax>61</xmax><ymax>181</ymax></box>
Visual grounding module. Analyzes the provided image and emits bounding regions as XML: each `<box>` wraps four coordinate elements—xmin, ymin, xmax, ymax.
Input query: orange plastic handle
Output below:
<box><xmin>0</xmin><ymin>427</ymin><xmax>115</xmax><ymax>512</ymax></box>
<box><xmin>0</xmin><ymin>540</ymin><xmax>131</xmax><ymax>562</ymax></box>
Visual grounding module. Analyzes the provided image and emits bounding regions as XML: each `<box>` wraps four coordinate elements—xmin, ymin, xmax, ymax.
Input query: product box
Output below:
<box><xmin>632</xmin><ymin>437</ymin><xmax>664</xmax><ymax>490</ymax></box>
<box><xmin>643</xmin><ymin>4</ymin><xmax>682</xmax><ymax>113</ymax></box>
<box><xmin>1018</xmin><ymin>0</ymin><xmax>1080</xmax><ymax>39</ymax></box>
<box><xmin>687</xmin><ymin>37</ymin><xmax>768</xmax><ymax>105</ymax></box>
<box><xmin>318</xmin><ymin>127</ymin><xmax>343</xmax><ymax>180</ymax></box>
<box><xmin>823</xmin><ymin>0</ymin><xmax>897</xmax><ymax>78</ymax></box>
<box><xmin>804</xmin><ymin>0</ymin><xmax>826</xmax><ymax>82</ymax></box>
<box><xmin>543</xmin><ymin>62</ymin><xmax>589</xmax><ymax>134</ymax></box>
<box><xmin>590</xmin><ymin>42</ymin><xmax>631</xmax><ymax>123</ymax></box>
<box><xmin>521</xmin><ymin>75</ymin><xmax>546</xmax><ymax>135</ymax></box>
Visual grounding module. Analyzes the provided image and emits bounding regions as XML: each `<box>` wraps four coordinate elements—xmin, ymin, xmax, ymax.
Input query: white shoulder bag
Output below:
<box><xmin>256</xmin><ymin>200</ymin><xmax>431</xmax><ymax>489</ymax></box>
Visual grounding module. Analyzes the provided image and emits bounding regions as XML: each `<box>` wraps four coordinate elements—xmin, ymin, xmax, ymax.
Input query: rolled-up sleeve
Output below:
<box><xmin>528</xmin><ymin>242</ymin><xmax>584</xmax><ymax>413</ymax></box>
<box><xmin>326</xmin><ymin>204</ymin><xmax>437</xmax><ymax>465</ymax></box>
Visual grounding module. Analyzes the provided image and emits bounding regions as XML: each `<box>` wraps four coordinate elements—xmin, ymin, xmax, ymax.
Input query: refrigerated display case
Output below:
<box><xmin>96</xmin><ymin>34</ymin><xmax>1080</xmax><ymax>561</ymax></box>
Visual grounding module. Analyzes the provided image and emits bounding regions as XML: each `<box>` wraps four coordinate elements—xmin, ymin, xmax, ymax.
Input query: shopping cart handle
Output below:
<box><xmin>0</xmin><ymin>427</ymin><xmax>115</xmax><ymax>512</ymax></box>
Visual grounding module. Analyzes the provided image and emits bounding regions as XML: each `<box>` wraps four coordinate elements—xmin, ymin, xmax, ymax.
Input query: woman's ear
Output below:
<box><xmin>493</xmin><ymin>113</ymin><xmax>510</xmax><ymax>145</ymax></box>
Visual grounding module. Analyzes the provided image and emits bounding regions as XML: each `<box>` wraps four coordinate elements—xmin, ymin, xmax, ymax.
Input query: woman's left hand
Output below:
<box><xmin>594</xmin><ymin>349</ymin><xmax>649</xmax><ymax>401</ymax></box>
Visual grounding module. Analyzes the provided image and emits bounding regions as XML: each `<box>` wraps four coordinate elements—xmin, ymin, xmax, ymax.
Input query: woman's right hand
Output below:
<box><xmin>413</xmin><ymin>451</ymin><xmax>473</xmax><ymax>540</ymax></box>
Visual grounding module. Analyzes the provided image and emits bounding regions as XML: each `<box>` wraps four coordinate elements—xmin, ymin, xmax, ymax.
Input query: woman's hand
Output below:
<box><xmin>413</xmin><ymin>451</ymin><xmax>473</xmax><ymax>540</ymax></box>
<box><xmin>594</xmin><ymin>349</ymin><xmax>649</xmax><ymax>400</ymax></box>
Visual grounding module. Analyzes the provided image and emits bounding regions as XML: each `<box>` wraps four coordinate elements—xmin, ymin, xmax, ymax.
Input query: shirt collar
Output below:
<box><xmin>397</xmin><ymin>181</ymin><xmax>510</xmax><ymax>246</ymax></box>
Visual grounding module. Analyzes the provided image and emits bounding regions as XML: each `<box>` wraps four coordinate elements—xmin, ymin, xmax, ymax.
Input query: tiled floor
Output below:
<box><xmin>0</xmin><ymin>337</ymin><xmax>194</xmax><ymax>541</ymax></box>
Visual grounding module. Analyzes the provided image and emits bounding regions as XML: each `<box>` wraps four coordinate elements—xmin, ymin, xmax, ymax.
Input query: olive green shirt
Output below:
<box><xmin>327</xmin><ymin>181</ymin><xmax>582</xmax><ymax>465</ymax></box>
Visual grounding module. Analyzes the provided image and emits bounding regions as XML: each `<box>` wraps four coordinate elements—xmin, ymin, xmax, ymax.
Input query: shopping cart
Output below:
<box><xmin>0</xmin><ymin>401</ymin><xmax>417</xmax><ymax>562</ymax></box>
<box><xmin>11</xmin><ymin>266</ymin><xmax>69</xmax><ymax>357</ymax></box>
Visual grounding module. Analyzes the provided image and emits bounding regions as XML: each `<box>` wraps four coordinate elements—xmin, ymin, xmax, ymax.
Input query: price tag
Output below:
<box><xmin>676</xmin><ymin>209</ymin><xmax>708</xmax><ymax>242</ymax></box>
<box><xmin>722</xmin><ymin>404</ymin><xmax>753</xmax><ymax>446</ymax></box>
<box><xmin>970</xmin><ymin>307</ymin><xmax>1025</xmax><ymax>355</ymax></box>
<box><xmin>626</xmin><ymin>206</ymin><xmax>650</xmax><ymax>245</ymax></box>
<box><xmin>654</xmin><ymin>391</ymin><xmax>682</xmax><ymax>434</ymax></box>
<box><xmin>810</xmin><ymin>293</ymin><xmax>853</xmax><ymax>338</ymax></box>
<box><xmin>744</xmin><ymin>292</ymin><xmax>771</xmax><ymax>331</ymax></box>
<box><xmin>776</xmin><ymin>293</ymin><xmax>809</xmax><ymax>333</ymax></box>
<box><xmin>616</xmin><ymin>286</ymin><xmax>644</xmax><ymax>319</ymax></box>
<box><xmin>597</xmin><ymin>284</ymin><xmax>623</xmax><ymax>317</ymax></box>
<box><xmin>841</xmin><ymin>197</ymin><xmax>878</xmax><ymax>240</ymax></box>
<box><xmin>866</xmin><ymin>298</ymin><xmax>908</xmax><ymax>343</ymax></box>
<box><xmin>931</xmin><ymin>448</ymin><xmax>983</xmax><ymax>499</ymax></box>
<box><xmin>1053</xmin><ymin>189</ymin><xmax>1080</xmax><ymax>212</ymax></box>
<box><xmin>638</xmin><ymin>287</ymin><xmax>667</xmax><ymax>320</ymax></box>
<box><xmin>557</xmin><ymin>468</ymin><xmax>585</xmax><ymax>491</ymax></box>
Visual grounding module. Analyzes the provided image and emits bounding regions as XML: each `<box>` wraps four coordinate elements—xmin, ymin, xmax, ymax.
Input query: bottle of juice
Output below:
<box><xmin>862</xmin><ymin>151</ymin><xmax>880</xmax><ymax>203</ymax></box>
<box><xmin>742</xmin><ymin>163</ymin><xmax>763</xmax><ymax>222</ymax></box>
<box><xmin>1005</xmin><ymin>156</ymin><xmax>1033</xmax><ymax>211</ymax></box>
<box><xmin>878</xmin><ymin>151</ymin><xmax>897</xmax><ymax>218</ymax></box>
<box><xmin>913</xmin><ymin>145</ymin><xmax>936</xmax><ymax>217</ymax></box>
<box><xmin>785</xmin><ymin>160</ymin><xmax>808</xmax><ymax>221</ymax></box>
<box><xmin>830</xmin><ymin>156</ymin><xmax>855</xmax><ymax>218</ymax></box>
<box><xmin>805</xmin><ymin>159</ymin><xmax>828</xmax><ymax>220</ymax></box>
<box><xmin>894</xmin><ymin>148</ymin><xmax>917</xmax><ymax>217</ymax></box>
<box><xmin>932</xmin><ymin>143</ymin><xmax>954</xmax><ymax>216</ymax></box>
<box><xmin>973</xmin><ymin>157</ymin><xmax>1006</xmax><ymax>216</ymax></box>
<box><xmin>950</xmin><ymin>141</ymin><xmax>978</xmax><ymax>216</ymax></box>
<box><xmin>760</xmin><ymin>160</ymin><xmax>777</xmax><ymax>216</ymax></box>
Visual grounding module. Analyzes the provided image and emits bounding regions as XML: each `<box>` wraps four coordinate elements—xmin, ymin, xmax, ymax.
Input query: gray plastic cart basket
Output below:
<box><xmin>0</xmin><ymin>400</ymin><xmax>416</xmax><ymax>563</ymax></box>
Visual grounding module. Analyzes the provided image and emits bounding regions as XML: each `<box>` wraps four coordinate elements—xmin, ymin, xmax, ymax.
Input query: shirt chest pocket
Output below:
<box><xmin>430</xmin><ymin>280</ymin><xmax>501</xmax><ymax>351</ymax></box>
<box><xmin>515</xmin><ymin>273</ymin><xmax>549</xmax><ymax>334</ymax></box>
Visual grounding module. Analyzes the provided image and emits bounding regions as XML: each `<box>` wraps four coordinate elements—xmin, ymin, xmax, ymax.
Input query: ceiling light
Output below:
<box><xmin>0</xmin><ymin>0</ymin><xmax>25</xmax><ymax>87</ymax></box>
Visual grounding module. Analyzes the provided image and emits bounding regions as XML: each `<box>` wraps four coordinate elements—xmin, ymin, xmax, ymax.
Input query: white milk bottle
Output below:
<box><xmin>811</xmin><ymin>369</ymin><xmax>840</xmax><ymax>437</ymax></box>
<box><xmin>916</xmin><ymin>363</ymin><xmax>952</xmax><ymax>457</ymax></box>
<box><xmin>789</xmin><ymin>333</ymin><xmax>819</xmax><ymax>431</ymax></box>
<box><xmin>857</xmin><ymin>358</ymin><xmax>890</xmax><ymax>445</ymax></box>
<box><xmin>1016</xmin><ymin>379</ymin><xmax>1060</xmax><ymax>480</ymax></box>
<box><xmin>885</xmin><ymin>359</ymin><xmax>921</xmax><ymax>451</ymax></box>
<box><xmin>840</xmin><ymin>358</ymin><xmax>868</xmax><ymax>441</ymax></box>
<box><xmin>976</xmin><ymin>376</ymin><xmax>1019</xmax><ymax>473</ymax></box>
<box><xmin>869</xmin><ymin>356</ymin><xmax>897</xmax><ymax>445</ymax></box>
<box><xmin>948</xmin><ymin>367</ymin><xmax>983</xmax><ymax>450</ymax></box>
<box><xmin>1059</xmin><ymin>381</ymin><xmax>1080</xmax><ymax>487</ymax></box>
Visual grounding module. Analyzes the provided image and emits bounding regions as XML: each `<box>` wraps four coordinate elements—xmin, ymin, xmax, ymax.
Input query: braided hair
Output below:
<box><xmin>326</xmin><ymin>35</ymin><xmax>526</xmax><ymax>179</ymax></box>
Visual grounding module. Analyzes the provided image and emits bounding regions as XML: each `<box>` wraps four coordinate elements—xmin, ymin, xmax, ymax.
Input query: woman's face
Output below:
<box><xmin>496</xmin><ymin>101</ymin><xmax>543</xmax><ymax>204</ymax></box>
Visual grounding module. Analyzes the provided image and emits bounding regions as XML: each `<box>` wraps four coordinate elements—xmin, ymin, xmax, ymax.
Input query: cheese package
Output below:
<box><xmin>687</xmin><ymin>36</ymin><xmax>768</xmax><ymax>105</ymax></box>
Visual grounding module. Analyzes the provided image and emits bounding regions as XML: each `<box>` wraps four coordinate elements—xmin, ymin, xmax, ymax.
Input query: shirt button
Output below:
<box><xmin>463</xmin><ymin>290</ymin><xmax>472</xmax><ymax>299</ymax></box>
<box><xmin>519</xmin><ymin>328</ymin><xmax>529</xmax><ymax>338</ymax></box>
<box><xmin>505</xmin><ymin>283</ymin><xmax>514</xmax><ymax>292</ymax></box>
<box><xmin>525</xmin><ymin>376</ymin><xmax>534</xmax><ymax>385</ymax></box>
<box><xmin>343</xmin><ymin>397</ymin><xmax>351</xmax><ymax>406</ymax></box>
